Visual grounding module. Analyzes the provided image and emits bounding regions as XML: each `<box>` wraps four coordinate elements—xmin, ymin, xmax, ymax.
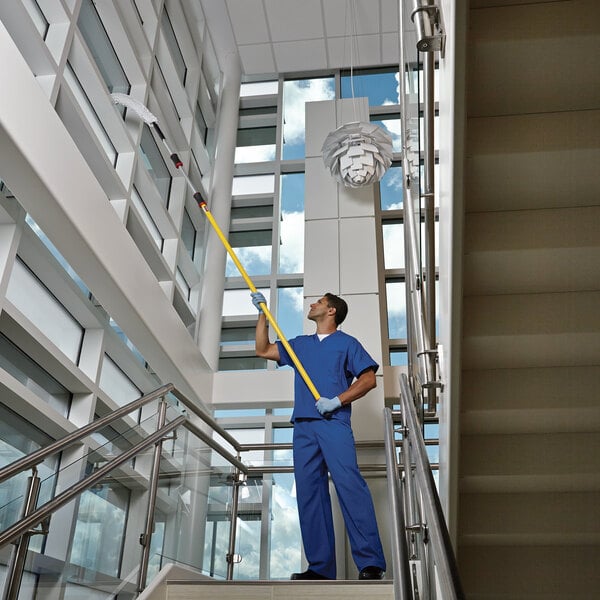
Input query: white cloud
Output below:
<box><xmin>383</xmin><ymin>223</ymin><xmax>405</xmax><ymax>269</ymax></box>
<box><xmin>279</xmin><ymin>211</ymin><xmax>304</xmax><ymax>273</ymax></box>
<box><xmin>283</xmin><ymin>79</ymin><xmax>335</xmax><ymax>145</ymax></box>
<box><xmin>234</xmin><ymin>145</ymin><xmax>276</xmax><ymax>163</ymax></box>
<box><xmin>279</xmin><ymin>286</ymin><xmax>304</xmax><ymax>313</ymax></box>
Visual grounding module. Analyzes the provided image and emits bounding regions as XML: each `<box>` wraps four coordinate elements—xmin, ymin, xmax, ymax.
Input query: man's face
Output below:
<box><xmin>307</xmin><ymin>296</ymin><xmax>332</xmax><ymax>321</ymax></box>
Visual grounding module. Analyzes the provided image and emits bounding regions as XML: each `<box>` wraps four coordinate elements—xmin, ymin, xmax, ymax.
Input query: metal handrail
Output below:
<box><xmin>0</xmin><ymin>383</ymin><xmax>174</xmax><ymax>485</ymax></box>
<box><xmin>0</xmin><ymin>415</ymin><xmax>186</xmax><ymax>549</ymax></box>
<box><xmin>0</xmin><ymin>383</ymin><xmax>252</xmax><ymax>597</ymax></box>
<box><xmin>0</xmin><ymin>384</ymin><xmax>243</xmax><ymax>487</ymax></box>
<box><xmin>383</xmin><ymin>408</ymin><xmax>413</xmax><ymax>600</ymax></box>
<box><xmin>398</xmin><ymin>2</ymin><xmax>436</xmax><ymax>397</ymax></box>
<box><xmin>398</xmin><ymin>373</ymin><xmax>465</xmax><ymax>599</ymax></box>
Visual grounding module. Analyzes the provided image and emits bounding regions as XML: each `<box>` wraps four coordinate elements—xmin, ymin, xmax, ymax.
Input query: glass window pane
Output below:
<box><xmin>379</xmin><ymin>164</ymin><xmax>403</xmax><ymax>210</ymax></box>
<box><xmin>231</xmin><ymin>206</ymin><xmax>272</xmax><ymax>220</ymax></box>
<box><xmin>218</xmin><ymin>356</ymin><xmax>266</xmax><ymax>371</ymax></box>
<box><xmin>23</xmin><ymin>0</ymin><xmax>48</xmax><ymax>38</ymax></box>
<box><xmin>181</xmin><ymin>209</ymin><xmax>196</xmax><ymax>258</ymax></box>
<box><xmin>277</xmin><ymin>288</ymin><xmax>303</xmax><ymax>340</ymax></box>
<box><xmin>390</xmin><ymin>350</ymin><xmax>408</xmax><ymax>366</ymax></box>
<box><xmin>0</xmin><ymin>404</ymin><xmax>57</xmax><ymax>549</ymax></box>
<box><xmin>6</xmin><ymin>259</ymin><xmax>83</xmax><ymax>363</ymax></box>
<box><xmin>386</xmin><ymin>281</ymin><xmax>407</xmax><ymax>339</ymax></box>
<box><xmin>161</xmin><ymin>9</ymin><xmax>186</xmax><ymax>85</ymax></box>
<box><xmin>64</xmin><ymin>65</ymin><xmax>117</xmax><ymax>164</ymax></box>
<box><xmin>240</xmin><ymin>81</ymin><xmax>278</xmax><ymax>97</ymax></box>
<box><xmin>282</xmin><ymin>77</ymin><xmax>334</xmax><ymax>160</ymax></box>
<box><xmin>235</xmin><ymin>127</ymin><xmax>276</xmax><ymax>164</ymax></box>
<box><xmin>225</xmin><ymin>245</ymin><xmax>271</xmax><ymax>277</ymax></box>
<box><xmin>237</xmin><ymin>127</ymin><xmax>276</xmax><ymax>147</ymax></box>
<box><xmin>131</xmin><ymin>187</ymin><xmax>163</xmax><ymax>250</ymax></box>
<box><xmin>278</xmin><ymin>173</ymin><xmax>304</xmax><ymax>274</ymax></box>
<box><xmin>222</xmin><ymin>288</ymin><xmax>267</xmax><ymax>317</ymax></box>
<box><xmin>69</xmin><ymin>479</ymin><xmax>129</xmax><ymax>576</ymax></box>
<box><xmin>77</xmin><ymin>0</ymin><xmax>129</xmax><ymax>94</ymax></box>
<box><xmin>220</xmin><ymin>327</ymin><xmax>256</xmax><ymax>346</ymax></box>
<box><xmin>341</xmin><ymin>68</ymin><xmax>400</xmax><ymax>106</ymax></box>
<box><xmin>195</xmin><ymin>101</ymin><xmax>208</xmax><ymax>143</ymax></box>
<box><xmin>382</xmin><ymin>222</ymin><xmax>404</xmax><ymax>270</ymax></box>
<box><xmin>232</xmin><ymin>175</ymin><xmax>275</xmax><ymax>196</ymax></box>
<box><xmin>140</xmin><ymin>125</ymin><xmax>171</xmax><ymax>205</ymax></box>
<box><xmin>26</xmin><ymin>215</ymin><xmax>90</xmax><ymax>295</ymax></box>
<box><xmin>0</xmin><ymin>334</ymin><xmax>72</xmax><ymax>417</ymax></box>
<box><xmin>109</xmin><ymin>318</ymin><xmax>147</xmax><ymax>367</ymax></box>
<box><xmin>372</xmin><ymin>116</ymin><xmax>402</xmax><ymax>152</ymax></box>
<box><xmin>98</xmin><ymin>354</ymin><xmax>140</xmax><ymax>406</ymax></box>
<box><xmin>269</xmin><ymin>472</ymin><xmax>301</xmax><ymax>578</ymax></box>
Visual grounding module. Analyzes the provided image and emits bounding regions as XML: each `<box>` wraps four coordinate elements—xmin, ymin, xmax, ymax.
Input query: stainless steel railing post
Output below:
<box><xmin>137</xmin><ymin>397</ymin><xmax>169</xmax><ymax>592</ymax></box>
<box><xmin>384</xmin><ymin>409</ymin><xmax>413</xmax><ymax>600</ymax></box>
<box><xmin>226</xmin><ymin>466</ymin><xmax>244</xmax><ymax>580</ymax></box>
<box><xmin>2</xmin><ymin>468</ymin><xmax>43</xmax><ymax>600</ymax></box>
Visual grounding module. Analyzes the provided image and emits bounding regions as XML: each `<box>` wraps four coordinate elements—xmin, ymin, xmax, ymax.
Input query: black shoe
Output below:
<box><xmin>290</xmin><ymin>569</ymin><xmax>331</xmax><ymax>580</ymax></box>
<box><xmin>359</xmin><ymin>566</ymin><xmax>385</xmax><ymax>580</ymax></box>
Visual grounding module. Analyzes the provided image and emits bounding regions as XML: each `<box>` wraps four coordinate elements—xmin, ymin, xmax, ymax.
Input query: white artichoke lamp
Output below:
<box><xmin>321</xmin><ymin>121</ymin><xmax>393</xmax><ymax>188</ymax></box>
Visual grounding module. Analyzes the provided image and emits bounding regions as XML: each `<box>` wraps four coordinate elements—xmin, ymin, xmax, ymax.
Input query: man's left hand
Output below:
<box><xmin>316</xmin><ymin>396</ymin><xmax>341</xmax><ymax>415</ymax></box>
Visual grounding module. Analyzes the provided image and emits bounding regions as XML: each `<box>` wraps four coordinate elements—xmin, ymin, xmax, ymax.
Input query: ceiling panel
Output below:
<box><xmin>221</xmin><ymin>0</ymin><xmax>402</xmax><ymax>76</ymax></box>
<box><xmin>238</xmin><ymin>44</ymin><xmax>276</xmax><ymax>75</ymax></box>
<box><xmin>273</xmin><ymin>39</ymin><xmax>329</xmax><ymax>72</ymax></box>
<box><xmin>323</xmin><ymin>0</ymin><xmax>381</xmax><ymax>37</ymax></box>
<box><xmin>225</xmin><ymin>0</ymin><xmax>270</xmax><ymax>45</ymax></box>
<box><xmin>263</xmin><ymin>0</ymin><xmax>325</xmax><ymax>42</ymax></box>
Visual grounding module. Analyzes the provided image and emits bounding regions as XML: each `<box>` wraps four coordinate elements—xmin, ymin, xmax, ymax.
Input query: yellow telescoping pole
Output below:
<box><xmin>198</xmin><ymin>199</ymin><xmax>320</xmax><ymax>401</ymax></box>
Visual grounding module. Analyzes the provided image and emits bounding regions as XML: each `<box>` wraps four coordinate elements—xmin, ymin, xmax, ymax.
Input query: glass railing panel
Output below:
<box><xmin>232</xmin><ymin>474</ymin><xmax>262</xmax><ymax>580</ymax></box>
<box><xmin>140</xmin><ymin>425</ymin><xmax>236</xmax><ymax>582</ymax></box>
<box><xmin>0</xmin><ymin>407</ymin><xmax>161</xmax><ymax>545</ymax></box>
<box><xmin>268</xmin><ymin>471</ymin><xmax>301</xmax><ymax>579</ymax></box>
<box><xmin>0</xmin><ymin>416</ymin><xmax>240</xmax><ymax>598</ymax></box>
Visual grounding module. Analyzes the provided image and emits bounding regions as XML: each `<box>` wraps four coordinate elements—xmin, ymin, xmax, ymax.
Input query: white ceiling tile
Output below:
<box><xmin>326</xmin><ymin>36</ymin><xmax>353</xmax><ymax>69</ymax></box>
<box><xmin>322</xmin><ymin>0</ymin><xmax>350</xmax><ymax>37</ymax></box>
<box><xmin>273</xmin><ymin>39</ymin><xmax>328</xmax><ymax>72</ymax></box>
<box><xmin>327</xmin><ymin>34</ymin><xmax>381</xmax><ymax>69</ymax></box>
<box><xmin>238</xmin><ymin>44</ymin><xmax>276</xmax><ymax>75</ymax></box>
<box><xmin>381</xmin><ymin>0</ymin><xmax>400</xmax><ymax>34</ymax></box>
<box><xmin>264</xmin><ymin>0</ymin><xmax>324</xmax><ymax>42</ymax></box>
<box><xmin>323</xmin><ymin>0</ymin><xmax>380</xmax><ymax>37</ymax></box>
<box><xmin>382</xmin><ymin>32</ymin><xmax>400</xmax><ymax>65</ymax></box>
<box><xmin>226</xmin><ymin>0</ymin><xmax>270</xmax><ymax>45</ymax></box>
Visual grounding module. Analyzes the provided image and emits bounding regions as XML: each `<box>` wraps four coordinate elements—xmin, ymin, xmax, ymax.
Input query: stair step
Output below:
<box><xmin>463</xmin><ymin>205</ymin><xmax>600</xmax><ymax>295</ymax></box>
<box><xmin>466</xmin><ymin>110</ymin><xmax>600</xmax><ymax>212</ymax></box>
<box><xmin>458</xmin><ymin>545</ymin><xmax>600</xmax><ymax>598</ymax></box>
<box><xmin>467</xmin><ymin>0</ymin><xmax>600</xmax><ymax>117</ymax></box>
<box><xmin>462</xmin><ymin>290</ymin><xmax>600</xmax><ymax>370</ymax></box>
<box><xmin>461</xmin><ymin>365</ymin><xmax>600</xmax><ymax>411</ymax></box>
<box><xmin>458</xmin><ymin>491</ymin><xmax>600</xmax><ymax>544</ymax></box>
<box><xmin>459</xmin><ymin>431</ymin><xmax>600</xmax><ymax>487</ymax></box>
<box><xmin>165</xmin><ymin>580</ymin><xmax>394</xmax><ymax>600</ymax></box>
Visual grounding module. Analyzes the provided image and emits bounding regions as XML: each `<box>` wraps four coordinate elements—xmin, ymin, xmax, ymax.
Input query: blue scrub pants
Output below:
<box><xmin>293</xmin><ymin>418</ymin><xmax>386</xmax><ymax>579</ymax></box>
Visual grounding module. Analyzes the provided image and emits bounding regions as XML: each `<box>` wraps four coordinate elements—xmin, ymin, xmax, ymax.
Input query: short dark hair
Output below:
<box><xmin>324</xmin><ymin>292</ymin><xmax>348</xmax><ymax>326</ymax></box>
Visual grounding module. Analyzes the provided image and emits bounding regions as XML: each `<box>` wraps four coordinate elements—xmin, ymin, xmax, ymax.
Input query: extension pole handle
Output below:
<box><xmin>199</xmin><ymin>203</ymin><xmax>320</xmax><ymax>401</ymax></box>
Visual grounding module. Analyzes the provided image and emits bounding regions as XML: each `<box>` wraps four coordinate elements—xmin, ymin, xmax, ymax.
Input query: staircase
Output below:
<box><xmin>138</xmin><ymin>565</ymin><xmax>393</xmax><ymax>600</ymax></box>
<box><xmin>457</xmin><ymin>0</ymin><xmax>600</xmax><ymax>597</ymax></box>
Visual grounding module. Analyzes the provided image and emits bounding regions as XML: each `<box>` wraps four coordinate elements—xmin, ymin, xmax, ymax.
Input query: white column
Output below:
<box><xmin>196</xmin><ymin>18</ymin><xmax>242</xmax><ymax>373</ymax></box>
<box><xmin>305</xmin><ymin>98</ymin><xmax>389</xmax><ymax>579</ymax></box>
<box><xmin>304</xmin><ymin>98</ymin><xmax>384</xmax><ymax>440</ymax></box>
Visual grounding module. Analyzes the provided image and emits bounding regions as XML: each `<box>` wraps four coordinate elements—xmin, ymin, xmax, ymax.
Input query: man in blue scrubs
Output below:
<box><xmin>253</xmin><ymin>291</ymin><xmax>386</xmax><ymax>581</ymax></box>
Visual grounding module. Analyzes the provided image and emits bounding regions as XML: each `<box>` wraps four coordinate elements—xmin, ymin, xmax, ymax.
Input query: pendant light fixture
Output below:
<box><xmin>321</xmin><ymin>0</ymin><xmax>393</xmax><ymax>188</ymax></box>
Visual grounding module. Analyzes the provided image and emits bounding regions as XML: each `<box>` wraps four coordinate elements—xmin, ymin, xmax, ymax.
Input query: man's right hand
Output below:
<box><xmin>251</xmin><ymin>291</ymin><xmax>267</xmax><ymax>313</ymax></box>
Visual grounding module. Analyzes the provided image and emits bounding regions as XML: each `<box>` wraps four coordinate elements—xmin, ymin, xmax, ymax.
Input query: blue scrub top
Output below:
<box><xmin>276</xmin><ymin>330</ymin><xmax>378</xmax><ymax>423</ymax></box>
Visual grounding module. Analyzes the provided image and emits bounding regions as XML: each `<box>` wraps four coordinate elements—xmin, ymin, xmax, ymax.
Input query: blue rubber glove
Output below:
<box><xmin>251</xmin><ymin>291</ymin><xmax>267</xmax><ymax>313</ymax></box>
<box><xmin>316</xmin><ymin>396</ymin><xmax>342</xmax><ymax>416</ymax></box>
